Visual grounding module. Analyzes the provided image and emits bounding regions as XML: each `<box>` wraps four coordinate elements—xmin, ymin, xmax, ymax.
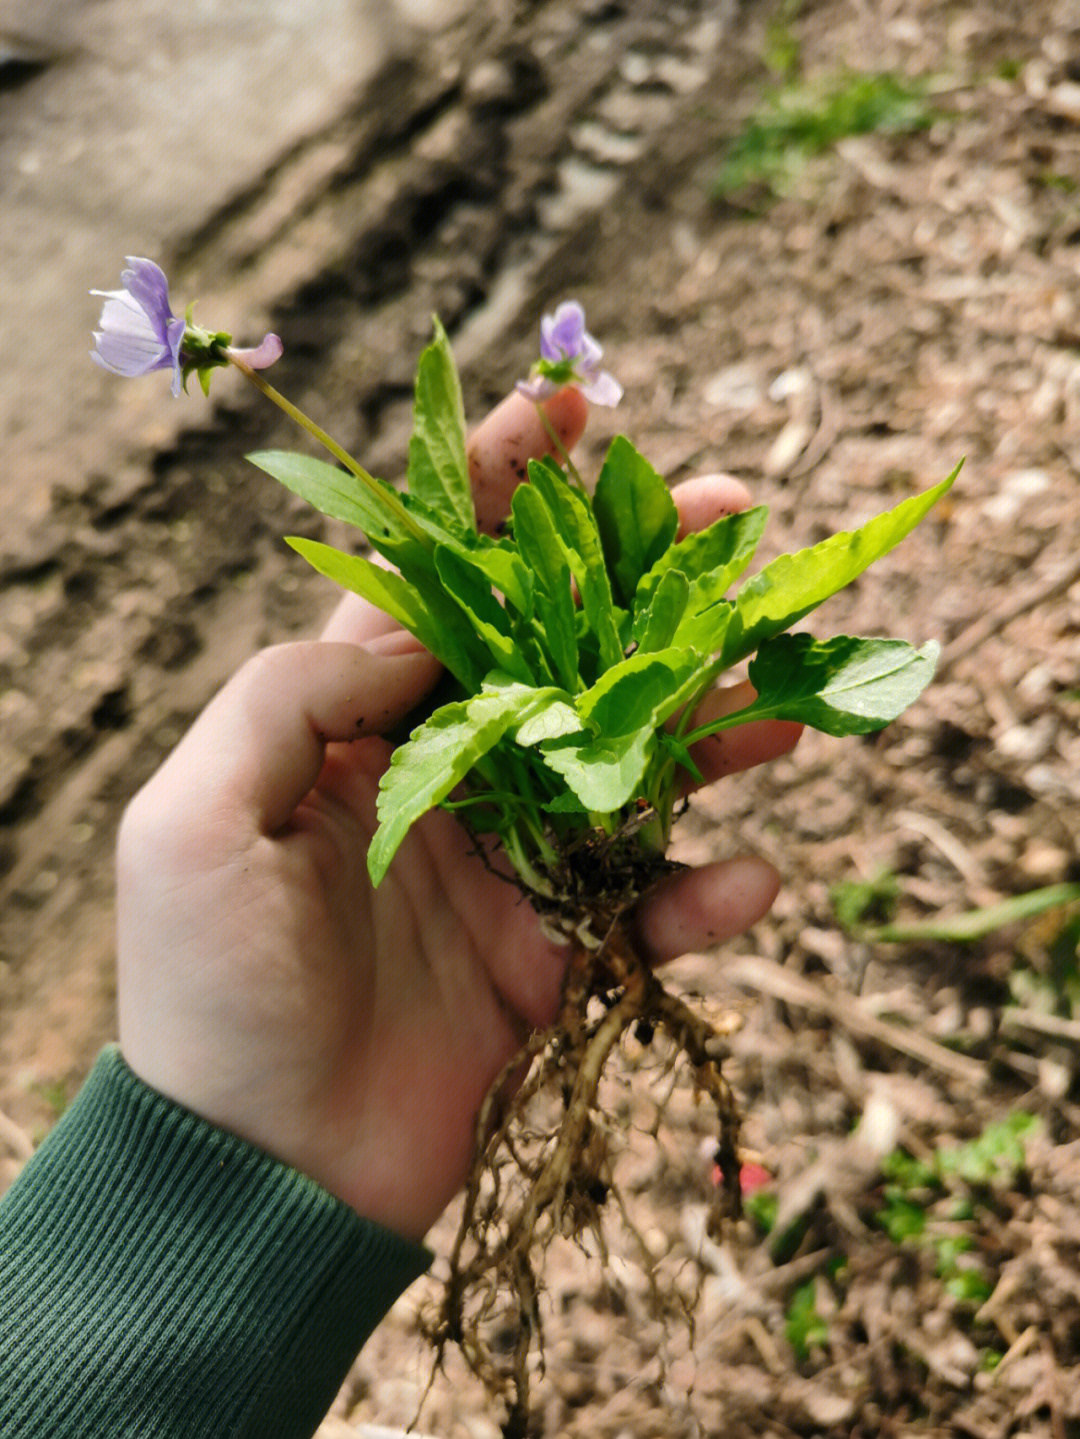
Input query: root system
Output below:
<box><xmin>423</xmin><ymin>822</ymin><xmax>747</xmax><ymax>1436</ymax></box>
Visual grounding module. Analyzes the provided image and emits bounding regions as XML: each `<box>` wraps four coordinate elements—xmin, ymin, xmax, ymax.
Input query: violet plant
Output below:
<box><xmin>93</xmin><ymin>259</ymin><xmax>956</xmax><ymax>1427</ymax></box>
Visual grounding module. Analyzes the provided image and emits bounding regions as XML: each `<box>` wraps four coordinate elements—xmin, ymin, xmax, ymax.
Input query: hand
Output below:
<box><xmin>117</xmin><ymin>389</ymin><xmax>801</xmax><ymax>1242</ymax></box>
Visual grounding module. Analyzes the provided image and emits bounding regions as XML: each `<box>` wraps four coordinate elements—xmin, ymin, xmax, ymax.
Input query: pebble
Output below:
<box><xmin>1045</xmin><ymin>81</ymin><xmax>1080</xmax><ymax>121</ymax></box>
<box><xmin>1038</xmin><ymin>1055</ymin><xmax>1073</xmax><ymax>1100</ymax></box>
<box><xmin>1016</xmin><ymin>839</ymin><xmax>1070</xmax><ymax>883</ymax></box>
<box><xmin>997</xmin><ymin>715</ymin><xmax>1057</xmax><ymax>763</ymax></box>
<box><xmin>703</xmin><ymin>363</ymin><xmax>764</xmax><ymax>410</ymax></box>
<box><xmin>980</xmin><ymin>468</ymin><xmax>1052</xmax><ymax>524</ymax></box>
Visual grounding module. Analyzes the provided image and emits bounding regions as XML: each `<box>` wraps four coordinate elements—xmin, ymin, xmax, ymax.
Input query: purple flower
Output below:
<box><xmin>91</xmin><ymin>257</ymin><xmax>187</xmax><ymax>397</ymax></box>
<box><xmin>517</xmin><ymin>300</ymin><xmax>622</xmax><ymax>407</ymax></box>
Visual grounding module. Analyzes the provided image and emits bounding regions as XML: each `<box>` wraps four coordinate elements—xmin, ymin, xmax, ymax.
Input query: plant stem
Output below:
<box><xmin>228</xmin><ymin>353</ymin><xmax>430</xmax><ymax>546</ymax></box>
<box><xmin>535</xmin><ymin>402</ymin><xmax>587</xmax><ymax>491</ymax></box>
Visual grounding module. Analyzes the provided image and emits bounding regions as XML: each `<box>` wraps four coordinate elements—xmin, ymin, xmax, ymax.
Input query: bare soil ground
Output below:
<box><xmin>3</xmin><ymin>0</ymin><xmax>1080</xmax><ymax>1435</ymax></box>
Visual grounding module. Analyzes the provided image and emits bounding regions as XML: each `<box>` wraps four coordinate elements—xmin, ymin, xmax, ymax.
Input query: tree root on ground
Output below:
<box><xmin>422</xmin><ymin>919</ymin><xmax>744</xmax><ymax>1438</ymax></box>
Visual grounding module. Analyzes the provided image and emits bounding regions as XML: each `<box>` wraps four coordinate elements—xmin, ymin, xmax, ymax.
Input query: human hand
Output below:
<box><xmin>117</xmin><ymin>388</ymin><xmax>801</xmax><ymax>1242</ymax></box>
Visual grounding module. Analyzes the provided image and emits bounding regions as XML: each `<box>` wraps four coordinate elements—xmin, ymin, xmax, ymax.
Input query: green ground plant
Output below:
<box><xmin>714</xmin><ymin>69</ymin><xmax>939</xmax><ymax>202</ymax></box>
<box><xmin>877</xmin><ymin>1112</ymin><xmax>1040</xmax><ymax>1311</ymax></box>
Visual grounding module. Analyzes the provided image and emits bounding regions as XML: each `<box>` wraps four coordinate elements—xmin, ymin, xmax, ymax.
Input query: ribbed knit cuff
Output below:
<box><xmin>0</xmin><ymin>1046</ymin><xmax>431</xmax><ymax>1439</ymax></box>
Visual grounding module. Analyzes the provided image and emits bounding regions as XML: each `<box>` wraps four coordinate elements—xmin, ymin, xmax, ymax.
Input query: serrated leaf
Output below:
<box><xmin>528</xmin><ymin>458</ymin><xmax>622</xmax><ymax>671</ymax></box>
<box><xmin>593</xmin><ymin>436</ymin><xmax>678</xmax><ymax>605</ymax></box>
<box><xmin>719</xmin><ymin>466</ymin><xmax>959</xmax><ymax>667</ymax></box>
<box><xmin>631</xmin><ymin>568</ymin><xmax>690</xmax><ymax>652</ymax></box>
<box><xmin>637</xmin><ymin>505</ymin><xmax>768</xmax><ymax>609</ymax></box>
<box><xmin>369</xmin><ymin>679</ymin><xmax>554</xmax><ymax>884</ymax></box>
<box><xmin>544</xmin><ymin>792</ymin><xmax>589</xmax><ymax>815</ymax></box>
<box><xmin>249</xmin><ymin>450</ymin><xmax>415</xmax><ymax>560</ymax></box>
<box><xmin>407</xmin><ymin>317</ymin><xmax>475</xmax><ymax>532</ymax></box>
<box><xmin>540</xmin><ymin>648</ymin><xmax>705</xmax><ymax>811</ymax></box>
<box><xmin>539</xmin><ymin>729</ymin><xmax>658</xmax><ymax>813</ymax></box>
<box><xmin>702</xmin><ymin>632</ymin><xmax>941</xmax><ymax>737</ymax></box>
<box><xmin>434</xmin><ymin>545</ymin><xmax>534</xmax><ymax>683</ymax></box>
<box><xmin>286</xmin><ymin>537</ymin><xmax>486</xmax><ymax>687</ymax></box>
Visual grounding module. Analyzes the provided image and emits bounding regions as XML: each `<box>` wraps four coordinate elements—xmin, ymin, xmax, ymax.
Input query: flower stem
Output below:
<box><xmin>535</xmin><ymin>403</ymin><xmax>587</xmax><ymax>491</ymax></box>
<box><xmin>227</xmin><ymin>353</ymin><xmax>430</xmax><ymax>546</ymax></box>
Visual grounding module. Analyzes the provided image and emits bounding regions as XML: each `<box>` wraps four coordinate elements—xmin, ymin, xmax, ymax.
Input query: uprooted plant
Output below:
<box><xmin>93</xmin><ymin>260</ymin><xmax>957</xmax><ymax>1433</ymax></box>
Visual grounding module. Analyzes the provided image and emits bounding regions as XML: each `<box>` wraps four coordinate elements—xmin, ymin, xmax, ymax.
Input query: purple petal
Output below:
<box><xmin>121</xmin><ymin>257</ymin><xmax>175</xmax><ymax>335</ymax></box>
<box><xmin>541</xmin><ymin>301</ymin><xmax>587</xmax><ymax>362</ymax></box>
<box><xmin>91</xmin><ymin>289</ymin><xmax>156</xmax><ymax>338</ymax></box>
<box><xmin>165</xmin><ymin>316</ymin><xmax>186</xmax><ymax>396</ymax></box>
<box><xmin>577</xmin><ymin>330</ymin><xmax>603</xmax><ymax>370</ymax></box>
<box><xmin>580</xmin><ymin>370</ymin><xmax>623</xmax><ymax>407</ymax></box>
<box><xmin>515</xmin><ymin>374</ymin><xmax>556</xmax><ymax>401</ymax></box>
<box><xmin>91</xmin><ymin>332</ymin><xmax>163</xmax><ymax>375</ymax></box>
<box><xmin>91</xmin><ymin>293</ymin><xmax>170</xmax><ymax>375</ymax></box>
<box><xmin>225</xmin><ymin>332</ymin><xmax>283</xmax><ymax>370</ymax></box>
<box><xmin>91</xmin><ymin>258</ymin><xmax>189</xmax><ymax>394</ymax></box>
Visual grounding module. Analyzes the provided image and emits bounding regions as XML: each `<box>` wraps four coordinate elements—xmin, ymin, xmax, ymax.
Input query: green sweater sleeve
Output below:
<box><xmin>0</xmin><ymin>1047</ymin><xmax>432</xmax><ymax>1438</ymax></box>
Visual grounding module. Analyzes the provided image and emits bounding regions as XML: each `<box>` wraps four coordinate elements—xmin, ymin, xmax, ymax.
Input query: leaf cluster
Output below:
<box><xmin>248</xmin><ymin>319</ymin><xmax>956</xmax><ymax>894</ymax></box>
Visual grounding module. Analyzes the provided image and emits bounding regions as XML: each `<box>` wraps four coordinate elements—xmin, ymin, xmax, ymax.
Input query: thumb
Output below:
<box><xmin>150</xmin><ymin>641</ymin><xmax>437</xmax><ymax>834</ymax></box>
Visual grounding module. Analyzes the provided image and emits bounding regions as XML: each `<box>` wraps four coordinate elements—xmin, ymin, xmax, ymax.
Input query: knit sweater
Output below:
<box><xmin>0</xmin><ymin>1047</ymin><xmax>431</xmax><ymax>1438</ymax></box>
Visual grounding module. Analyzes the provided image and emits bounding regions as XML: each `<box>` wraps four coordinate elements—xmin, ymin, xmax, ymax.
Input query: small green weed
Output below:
<box><xmin>744</xmin><ymin>1188</ymin><xmax>779</xmax><ymax>1234</ymax></box>
<box><xmin>762</xmin><ymin>0</ymin><xmax>803</xmax><ymax>80</ymax></box>
<box><xmin>1009</xmin><ymin>908</ymin><xmax>1080</xmax><ymax>1017</ymax></box>
<box><xmin>848</xmin><ymin>880</ymin><xmax>1080</xmax><ymax>945</ymax></box>
<box><xmin>786</xmin><ymin>1278</ymin><xmax>830</xmax><ymax>1360</ymax></box>
<box><xmin>714</xmin><ymin>70</ymin><xmax>938</xmax><ymax>201</ymax></box>
<box><xmin>830</xmin><ymin>867</ymin><xmax>900</xmax><ymax>932</ymax></box>
<box><xmin>877</xmin><ymin>1113</ymin><xmax>1040</xmax><ymax>1310</ymax></box>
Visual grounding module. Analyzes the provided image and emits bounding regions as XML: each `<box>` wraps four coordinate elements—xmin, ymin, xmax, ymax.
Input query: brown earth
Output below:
<box><xmin>3</xmin><ymin>0</ymin><xmax>1080</xmax><ymax>1435</ymax></box>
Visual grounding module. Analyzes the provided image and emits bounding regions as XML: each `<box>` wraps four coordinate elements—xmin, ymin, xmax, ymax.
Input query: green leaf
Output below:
<box><xmin>577</xmin><ymin>647</ymin><xmax>704</xmax><ymax>734</ymax></box>
<box><xmin>544</xmin><ymin>791</ymin><xmax>589</xmax><ymax>815</ymax></box>
<box><xmin>866</xmin><ymin>882</ymin><xmax>1080</xmax><ymax>944</ymax></box>
<box><xmin>464</xmin><ymin>537</ymin><xmax>534</xmax><ymax>618</ymax></box>
<box><xmin>719</xmin><ymin>466</ymin><xmax>960</xmax><ymax>666</ymax></box>
<box><xmin>670</xmin><ymin>599</ymin><xmax>735</xmax><ymax>656</ymax></box>
<box><xmin>514</xmin><ymin>699</ymin><xmax>582</xmax><ymax>745</ymax></box>
<box><xmin>512</xmin><ymin>484</ymin><xmax>580</xmax><ymax>691</ymax></box>
<box><xmin>632</xmin><ymin>568</ymin><xmax>690</xmax><ymax>652</ymax></box>
<box><xmin>605</xmin><ymin>502</ymin><xmax>760</xmax><ymax>662</ymax></box>
<box><xmin>539</xmin><ymin>648</ymin><xmax>704</xmax><ymax>811</ymax></box>
<box><xmin>434</xmin><ymin>545</ymin><xmax>534</xmax><ymax>683</ymax></box>
<box><xmin>528</xmin><ymin>458</ymin><xmax>623</xmax><ymax>671</ymax></box>
<box><xmin>249</xmin><ymin>450</ymin><xmax>416</xmax><ymax>560</ymax></box>
<box><xmin>593</xmin><ymin>436</ymin><xmax>678</xmax><ymax>605</ymax></box>
<box><xmin>539</xmin><ymin>729</ymin><xmax>657</xmax><ymax>814</ymax></box>
<box><xmin>407</xmin><ymin>317</ymin><xmax>475</xmax><ymax>532</ymax></box>
<box><xmin>369</xmin><ymin>678</ymin><xmax>555</xmax><ymax>884</ymax></box>
<box><xmin>638</xmin><ymin>505</ymin><xmax>768</xmax><ymax>609</ymax></box>
<box><xmin>430</xmin><ymin>532</ymin><xmax>534</xmax><ymax>618</ymax></box>
<box><xmin>726</xmin><ymin>633</ymin><xmax>941</xmax><ymax>736</ymax></box>
<box><xmin>286</xmin><ymin>537</ymin><xmax>485</xmax><ymax>686</ymax></box>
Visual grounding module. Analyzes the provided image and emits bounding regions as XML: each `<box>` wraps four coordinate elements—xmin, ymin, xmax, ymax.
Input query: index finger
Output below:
<box><xmin>321</xmin><ymin>387</ymin><xmax>589</xmax><ymax>645</ymax></box>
